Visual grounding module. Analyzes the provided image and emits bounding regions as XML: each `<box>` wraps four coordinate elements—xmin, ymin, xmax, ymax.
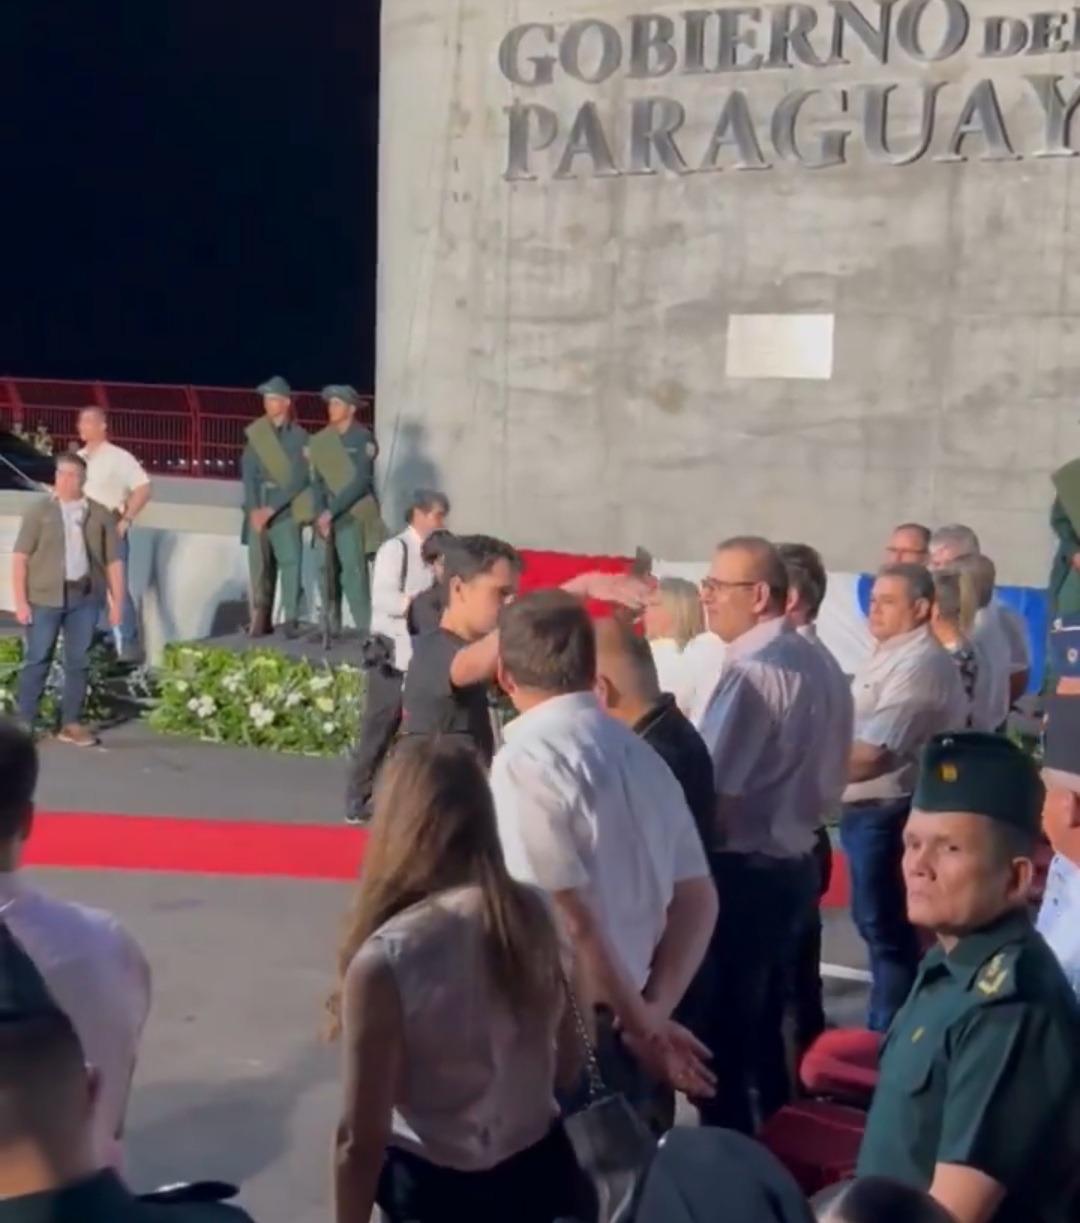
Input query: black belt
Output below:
<box><xmin>64</xmin><ymin>577</ymin><xmax>91</xmax><ymax>597</ymax></box>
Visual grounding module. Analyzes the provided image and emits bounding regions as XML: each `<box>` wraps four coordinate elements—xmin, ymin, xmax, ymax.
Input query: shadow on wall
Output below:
<box><xmin>380</xmin><ymin>421</ymin><xmax>444</xmax><ymax>529</ymax></box>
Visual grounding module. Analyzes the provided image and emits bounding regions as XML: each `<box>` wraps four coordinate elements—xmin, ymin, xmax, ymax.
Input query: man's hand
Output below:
<box><xmin>623</xmin><ymin>1019</ymin><xmax>717</xmax><ymax>1098</ymax></box>
<box><xmin>1071</xmin><ymin>551</ymin><xmax>1080</xmax><ymax>572</ymax></box>
<box><xmin>317</xmin><ymin>511</ymin><xmax>332</xmax><ymax>539</ymax></box>
<box><xmin>117</xmin><ymin>518</ymin><xmax>130</xmax><ymax>540</ymax></box>
<box><xmin>107</xmin><ymin>598</ymin><xmax>123</xmax><ymax>629</ymax></box>
<box><xmin>14</xmin><ymin>601</ymin><xmax>31</xmax><ymax>627</ymax></box>
<box><xmin>250</xmin><ymin>508</ymin><xmax>271</xmax><ymax>533</ymax></box>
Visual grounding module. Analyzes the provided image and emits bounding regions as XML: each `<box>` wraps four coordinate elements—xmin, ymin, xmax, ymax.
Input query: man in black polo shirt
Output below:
<box><xmin>594</xmin><ymin>616</ymin><xmax>715</xmax><ymax>842</ymax></box>
<box><xmin>400</xmin><ymin>534</ymin><xmax>521</xmax><ymax>766</ymax></box>
<box><xmin>594</xmin><ymin>616</ymin><xmax>716</xmax><ymax>1047</ymax></box>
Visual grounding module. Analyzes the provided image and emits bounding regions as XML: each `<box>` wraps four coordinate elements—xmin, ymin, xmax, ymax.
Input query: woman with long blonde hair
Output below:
<box><xmin>642</xmin><ymin>577</ymin><xmax>705</xmax><ymax>696</ymax></box>
<box><xmin>328</xmin><ymin>737</ymin><xmax>591</xmax><ymax>1223</ymax></box>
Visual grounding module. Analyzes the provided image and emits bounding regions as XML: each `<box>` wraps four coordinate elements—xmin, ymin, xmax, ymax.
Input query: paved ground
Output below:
<box><xmin>36</xmin><ymin>724</ymin><xmax>349</xmax><ymax>822</ymax></box>
<box><xmin>27</xmin><ymin>730</ymin><xmax>868</xmax><ymax>1222</ymax></box>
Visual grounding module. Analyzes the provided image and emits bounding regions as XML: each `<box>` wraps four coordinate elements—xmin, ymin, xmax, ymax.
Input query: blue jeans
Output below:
<box><xmin>840</xmin><ymin>798</ymin><xmax>921</xmax><ymax>1032</ymax></box>
<box><xmin>697</xmin><ymin>851</ymin><xmax>818</xmax><ymax>1133</ymax></box>
<box><xmin>17</xmin><ymin>590</ymin><xmax>99</xmax><ymax>728</ymax></box>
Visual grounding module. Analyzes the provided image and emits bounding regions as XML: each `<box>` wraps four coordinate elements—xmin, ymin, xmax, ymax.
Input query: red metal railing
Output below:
<box><xmin>0</xmin><ymin>378</ymin><xmax>375</xmax><ymax>479</ymax></box>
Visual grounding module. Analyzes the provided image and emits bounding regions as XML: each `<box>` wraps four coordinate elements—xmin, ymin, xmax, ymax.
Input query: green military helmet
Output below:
<box><xmin>321</xmin><ymin>384</ymin><xmax>361</xmax><ymax>408</ymax></box>
<box><xmin>256</xmin><ymin>375</ymin><xmax>292</xmax><ymax>398</ymax></box>
<box><xmin>913</xmin><ymin>731</ymin><xmax>1045</xmax><ymax>836</ymax></box>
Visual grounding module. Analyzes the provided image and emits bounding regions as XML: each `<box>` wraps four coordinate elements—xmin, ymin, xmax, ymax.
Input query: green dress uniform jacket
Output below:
<box><xmin>0</xmin><ymin>1171</ymin><xmax>256</xmax><ymax>1223</ymax></box>
<box><xmin>857</xmin><ymin>910</ymin><xmax>1080</xmax><ymax>1223</ymax></box>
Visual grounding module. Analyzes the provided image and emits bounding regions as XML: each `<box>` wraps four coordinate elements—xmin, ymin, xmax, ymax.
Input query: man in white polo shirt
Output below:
<box><xmin>841</xmin><ymin>563</ymin><xmax>967</xmax><ymax>1032</ymax></box>
<box><xmin>0</xmin><ymin>718</ymin><xmax>151</xmax><ymax>1172</ymax></box>
<box><xmin>491</xmin><ymin>590</ymin><xmax>718</xmax><ymax>1124</ymax></box>
<box><xmin>76</xmin><ymin>408</ymin><xmax>152</xmax><ymax>662</ymax></box>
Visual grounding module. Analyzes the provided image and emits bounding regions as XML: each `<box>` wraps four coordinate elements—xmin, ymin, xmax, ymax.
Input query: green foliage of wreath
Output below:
<box><xmin>149</xmin><ymin>642</ymin><xmax>364</xmax><ymax>757</ymax></box>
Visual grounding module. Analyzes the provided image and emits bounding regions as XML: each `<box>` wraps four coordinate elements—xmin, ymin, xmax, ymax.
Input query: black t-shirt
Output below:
<box><xmin>633</xmin><ymin>695</ymin><xmax>715</xmax><ymax>848</ymax></box>
<box><xmin>400</xmin><ymin>628</ymin><xmax>495</xmax><ymax>764</ymax></box>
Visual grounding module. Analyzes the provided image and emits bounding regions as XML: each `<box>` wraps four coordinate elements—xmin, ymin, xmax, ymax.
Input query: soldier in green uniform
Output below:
<box><xmin>307</xmin><ymin>385</ymin><xmax>386</xmax><ymax>636</ymax></box>
<box><xmin>857</xmin><ymin>732</ymin><xmax>1080</xmax><ymax>1223</ymax></box>
<box><xmin>240</xmin><ymin>376</ymin><xmax>314</xmax><ymax>638</ymax></box>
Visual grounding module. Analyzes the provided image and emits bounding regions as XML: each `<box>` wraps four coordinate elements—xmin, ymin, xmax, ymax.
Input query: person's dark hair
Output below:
<box><xmin>716</xmin><ymin>535</ymin><xmax>789</xmax><ymax>609</ymax></box>
<box><xmin>0</xmin><ymin>720</ymin><xmax>38</xmax><ymax>841</ymax></box>
<box><xmin>988</xmin><ymin>818</ymin><xmax>1039</xmax><ymax>865</ymax></box>
<box><xmin>420</xmin><ymin>529</ymin><xmax>454</xmax><ymax>567</ymax></box>
<box><xmin>815</xmin><ymin>1176</ymin><xmax>955</xmax><ymax>1223</ymax></box>
<box><xmin>500</xmin><ymin>590</ymin><xmax>596</xmax><ymax>694</ymax></box>
<box><xmin>893</xmin><ymin>522</ymin><xmax>931</xmax><ymax>550</ymax></box>
<box><xmin>55</xmin><ymin>453</ymin><xmax>87</xmax><ymax>476</ymax></box>
<box><xmin>405</xmin><ymin>489</ymin><xmax>450</xmax><ymax>524</ymax></box>
<box><xmin>877</xmin><ymin>562</ymin><xmax>935</xmax><ymax>605</ymax></box>
<box><xmin>777</xmin><ymin>543</ymin><xmax>828</xmax><ymax>620</ymax></box>
<box><xmin>326</xmin><ymin>738</ymin><xmax>563</xmax><ymax>1038</ymax></box>
<box><xmin>442</xmin><ymin>534</ymin><xmax>520</xmax><ymax>585</ymax></box>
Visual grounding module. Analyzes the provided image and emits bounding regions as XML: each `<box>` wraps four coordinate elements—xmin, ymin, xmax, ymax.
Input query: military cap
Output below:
<box><xmin>256</xmin><ymin>375</ymin><xmax>292</xmax><ymax>398</ymax></box>
<box><xmin>0</xmin><ymin>924</ymin><xmax>64</xmax><ymax>1021</ymax></box>
<box><xmin>321</xmin><ymin>384</ymin><xmax>360</xmax><ymax>407</ymax></box>
<box><xmin>913</xmin><ymin>731</ymin><xmax>1044</xmax><ymax>835</ymax></box>
<box><xmin>1049</xmin><ymin>612</ymin><xmax>1080</xmax><ymax>690</ymax></box>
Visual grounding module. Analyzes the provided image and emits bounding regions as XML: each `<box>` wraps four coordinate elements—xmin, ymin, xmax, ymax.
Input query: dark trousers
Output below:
<box><xmin>558</xmin><ymin>1007</ymin><xmax>675</xmax><ymax>1137</ymax></box>
<box><xmin>839</xmin><ymin>798</ymin><xmax>920</xmax><ymax>1032</ymax></box>
<box><xmin>697</xmin><ymin>851</ymin><xmax>818</xmax><ymax>1134</ymax></box>
<box><xmin>377</xmin><ymin>1125</ymin><xmax>594</xmax><ymax>1223</ymax></box>
<box><xmin>17</xmin><ymin>587</ymin><xmax>98</xmax><ymax>728</ymax></box>
<box><xmin>346</xmin><ymin>665</ymin><xmax>403</xmax><ymax>821</ymax></box>
<box><xmin>790</xmin><ymin>827</ymin><xmax>834</xmax><ymax>1050</ymax></box>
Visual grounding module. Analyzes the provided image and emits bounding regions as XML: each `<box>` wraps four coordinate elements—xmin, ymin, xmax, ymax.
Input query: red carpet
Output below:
<box><xmin>26</xmin><ymin>811</ymin><xmax>852</xmax><ymax>907</ymax></box>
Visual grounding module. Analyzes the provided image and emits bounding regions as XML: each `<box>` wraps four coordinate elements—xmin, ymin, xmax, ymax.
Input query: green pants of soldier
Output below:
<box><xmin>318</xmin><ymin>519</ymin><xmax>372</xmax><ymax>634</ymax></box>
<box><xmin>248</xmin><ymin>516</ymin><xmax>303</xmax><ymax>622</ymax></box>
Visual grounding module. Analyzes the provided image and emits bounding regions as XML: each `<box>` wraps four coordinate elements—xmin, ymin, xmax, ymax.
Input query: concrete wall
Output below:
<box><xmin>376</xmin><ymin>0</ymin><xmax>1080</xmax><ymax>586</ymax></box>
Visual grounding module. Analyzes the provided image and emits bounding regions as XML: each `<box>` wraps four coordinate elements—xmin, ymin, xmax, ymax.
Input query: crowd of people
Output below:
<box><xmin>3</xmin><ymin>376</ymin><xmax>1080</xmax><ymax>1223</ymax></box>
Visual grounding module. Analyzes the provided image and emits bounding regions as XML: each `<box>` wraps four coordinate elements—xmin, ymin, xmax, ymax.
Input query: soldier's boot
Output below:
<box><xmin>249</xmin><ymin>607</ymin><xmax>273</xmax><ymax>637</ymax></box>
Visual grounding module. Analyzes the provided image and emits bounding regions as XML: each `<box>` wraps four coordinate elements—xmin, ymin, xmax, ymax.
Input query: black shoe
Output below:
<box><xmin>283</xmin><ymin>620</ymin><xmax>301</xmax><ymax>640</ymax></box>
<box><xmin>344</xmin><ymin>811</ymin><xmax>368</xmax><ymax>827</ymax></box>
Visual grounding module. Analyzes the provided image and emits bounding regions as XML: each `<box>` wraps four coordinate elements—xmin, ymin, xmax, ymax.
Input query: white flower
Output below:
<box><xmin>322</xmin><ymin>721</ymin><xmax>336</xmax><ymax>735</ymax></box>
<box><xmin>315</xmin><ymin>696</ymin><xmax>334</xmax><ymax>714</ymax></box>
<box><xmin>186</xmin><ymin>697</ymin><xmax>200</xmax><ymax>713</ymax></box>
<box><xmin>248</xmin><ymin>701</ymin><xmax>275</xmax><ymax>729</ymax></box>
<box><xmin>285</xmin><ymin>691</ymin><xmax>303</xmax><ymax>709</ymax></box>
<box><xmin>309</xmin><ymin>675</ymin><xmax>332</xmax><ymax>693</ymax></box>
<box><xmin>196</xmin><ymin>696</ymin><xmax>217</xmax><ymax>720</ymax></box>
<box><xmin>222</xmin><ymin>673</ymin><xmax>243</xmax><ymax>695</ymax></box>
<box><xmin>176</xmin><ymin>680</ymin><xmax>190</xmax><ymax>693</ymax></box>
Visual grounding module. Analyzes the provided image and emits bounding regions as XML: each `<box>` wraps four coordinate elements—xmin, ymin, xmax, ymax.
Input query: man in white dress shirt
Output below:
<box><xmin>76</xmin><ymin>409</ymin><xmax>152</xmax><ymax>663</ymax></box>
<box><xmin>841</xmin><ymin>564</ymin><xmax>967</xmax><ymax>1031</ymax></box>
<box><xmin>346</xmin><ymin>489</ymin><xmax>449</xmax><ymax>823</ymax></box>
<box><xmin>491</xmin><ymin>590</ymin><xmax>718</xmax><ymax>1122</ymax></box>
<box><xmin>0</xmin><ymin>719</ymin><xmax>151</xmax><ymax>1171</ymax></box>
<box><xmin>777</xmin><ymin>543</ymin><xmax>854</xmax><ymax>1054</ymax></box>
<box><xmin>694</xmin><ymin>536</ymin><xmax>834</xmax><ymax>1132</ymax></box>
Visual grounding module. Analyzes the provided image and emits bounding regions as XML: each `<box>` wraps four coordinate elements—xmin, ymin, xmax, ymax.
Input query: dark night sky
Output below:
<box><xmin>2</xmin><ymin>2</ymin><xmax>379</xmax><ymax>390</ymax></box>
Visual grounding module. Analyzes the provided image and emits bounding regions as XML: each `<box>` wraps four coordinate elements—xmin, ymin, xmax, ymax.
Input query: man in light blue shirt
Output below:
<box><xmin>1037</xmin><ymin>613</ymin><xmax>1080</xmax><ymax>1000</ymax></box>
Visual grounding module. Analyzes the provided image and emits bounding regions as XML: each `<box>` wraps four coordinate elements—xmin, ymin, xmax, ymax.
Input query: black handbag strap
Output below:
<box><xmin>562</xmin><ymin>971</ymin><xmax>608</xmax><ymax>1103</ymax></box>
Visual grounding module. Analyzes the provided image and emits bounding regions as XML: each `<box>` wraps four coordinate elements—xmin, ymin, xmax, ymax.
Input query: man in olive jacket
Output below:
<box><xmin>11</xmin><ymin>453</ymin><xmax>123</xmax><ymax>746</ymax></box>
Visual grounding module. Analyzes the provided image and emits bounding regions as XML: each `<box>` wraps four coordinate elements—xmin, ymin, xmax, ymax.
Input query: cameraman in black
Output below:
<box><xmin>345</xmin><ymin>528</ymin><xmax>453</xmax><ymax>824</ymax></box>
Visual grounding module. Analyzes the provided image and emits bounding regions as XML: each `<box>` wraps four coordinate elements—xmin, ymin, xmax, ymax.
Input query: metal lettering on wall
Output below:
<box><xmin>496</xmin><ymin>2</ymin><xmax>1080</xmax><ymax>179</ymax></box>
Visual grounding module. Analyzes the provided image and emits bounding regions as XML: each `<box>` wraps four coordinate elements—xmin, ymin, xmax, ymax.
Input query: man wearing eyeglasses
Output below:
<box><xmin>692</xmin><ymin>536</ymin><xmax>838</xmax><ymax>1135</ymax></box>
